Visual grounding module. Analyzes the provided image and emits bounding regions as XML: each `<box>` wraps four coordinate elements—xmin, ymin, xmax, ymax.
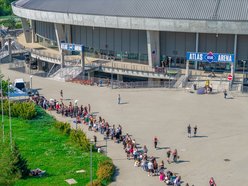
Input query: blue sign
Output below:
<box><xmin>61</xmin><ymin>43</ymin><xmax>83</xmax><ymax>52</ymax></box>
<box><xmin>186</xmin><ymin>52</ymin><xmax>234</xmax><ymax>63</ymax></box>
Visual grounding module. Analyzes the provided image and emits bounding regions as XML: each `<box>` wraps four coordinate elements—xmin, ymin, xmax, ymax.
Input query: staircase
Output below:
<box><xmin>173</xmin><ymin>75</ymin><xmax>187</xmax><ymax>88</ymax></box>
<box><xmin>50</xmin><ymin>66</ymin><xmax>83</xmax><ymax>81</ymax></box>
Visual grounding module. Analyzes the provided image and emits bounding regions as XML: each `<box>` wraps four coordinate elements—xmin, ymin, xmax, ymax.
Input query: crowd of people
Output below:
<box><xmin>29</xmin><ymin>90</ymin><xmax>216</xmax><ymax>186</ymax></box>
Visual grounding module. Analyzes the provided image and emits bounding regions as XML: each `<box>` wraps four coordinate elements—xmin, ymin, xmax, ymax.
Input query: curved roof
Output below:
<box><xmin>14</xmin><ymin>0</ymin><xmax>248</xmax><ymax>21</ymax></box>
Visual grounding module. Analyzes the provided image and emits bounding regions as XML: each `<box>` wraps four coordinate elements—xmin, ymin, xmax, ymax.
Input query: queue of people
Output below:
<box><xmin>29</xmin><ymin>92</ymin><xmax>216</xmax><ymax>186</ymax></box>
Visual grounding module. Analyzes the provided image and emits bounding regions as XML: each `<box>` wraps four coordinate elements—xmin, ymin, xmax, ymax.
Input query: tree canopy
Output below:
<box><xmin>0</xmin><ymin>0</ymin><xmax>15</xmax><ymax>16</ymax></box>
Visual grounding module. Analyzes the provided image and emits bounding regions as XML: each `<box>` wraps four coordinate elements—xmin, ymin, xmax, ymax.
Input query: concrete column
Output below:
<box><xmin>88</xmin><ymin>71</ymin><xmax>94</xmax><ymax>79</ymax></box>
<box><xmin>186</xmin><ymin>60</ymin><xmax>189</xmax><ymax>77</ymax></box>
<box><xmin>61</xmin><ymin>50</ymin><xmax>65</xmax><ymax>68</ymax></box>
<box><xmin>8</xmin><ymin>38</ymin><xmax>12</xmax><ymax>62</ymax></box>
<box><xmin>21</xmin><ymin>18</ymin><xmax>32</xmax><ymax>43</ymax></box>
<box><xmin>147</xmin><ymin>31</ymin><xmax>160</xmax><ymax>68</ymax></box>
<box><xmin>117</xmin><ymin>74</ymin><xmax>123</xmax><ymax>81</ymax></box>
<box><xmin>37</xmin><ymin>60</ymin><xmax>43</xmax><ymax>71</ymax></box>
<box><xmin>195</xmin><ymin>33</ymin><xmax>199</xmax><ymax>70</ymax></box>
<box><xmin>54</xmin><ymin>23</ymin><xmax>66</xmax><ymax>52</ymax></box>
<box><xmin>30</xmin><ymin>20</ymin><xmax>37</xmax><ymax>43</ymax></box>
<box><xmin>233</xmin><ymin>34</ymin><xmax>237</xmax><ymax>75</ymax></box>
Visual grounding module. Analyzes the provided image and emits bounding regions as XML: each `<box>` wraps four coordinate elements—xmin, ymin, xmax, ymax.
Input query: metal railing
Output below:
<box><xmin>111</xmin><ymin>80</ymin><xmax>177</xmax><ymax>89</ymax></box>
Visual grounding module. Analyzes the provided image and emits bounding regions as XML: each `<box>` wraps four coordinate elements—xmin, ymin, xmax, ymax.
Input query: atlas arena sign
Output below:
<box><xmin>186</xmin><ymin>52</ymin><xmax>234</xmax><ymax>63</ymax></box>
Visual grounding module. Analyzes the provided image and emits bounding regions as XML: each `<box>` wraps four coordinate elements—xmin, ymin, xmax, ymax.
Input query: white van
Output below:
<box><xmin>13</xmin><ymin>78</ymin><xmax>26</xmax><ymax>91</ymax></box>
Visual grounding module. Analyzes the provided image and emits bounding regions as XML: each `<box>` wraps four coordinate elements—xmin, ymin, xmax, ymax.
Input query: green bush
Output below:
<box><xmin>86</xmin><ymin>179</ymin><xmax>102</xmax><ymax>186</ymax></box>
<box><xmin>70</xmin><ymin>129</ymin><xmax>90</xmax><ymax>152</ymax></box>
<box><xmin>54</xmin><ymin>121</ymin><xmax>90</xmax><ymax>151</ymax></box>
<box><xmin>97</xmin><ymin>159</ymin><xmax>115</xmax><ymax>185</ymax></box>
<box><xmin>54</xmin><ymin>121</ymin><xmax>71</xmax><ymax>135</ymax></box>
<box><xmin>1</xmin><ymin>100</ymin><xmax>37</xmax><ymax>120</ymax></box>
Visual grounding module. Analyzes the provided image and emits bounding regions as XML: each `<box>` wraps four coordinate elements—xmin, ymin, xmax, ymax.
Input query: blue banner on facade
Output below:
<box><xmin>186</xmin><ymin>52</ymin><xmax>234</xmax><ymax>63</ymax></box>
<box><xmin>61</xmin><ymin>43</ymin><xmax>84</xmax><ymax>52</ymax></box>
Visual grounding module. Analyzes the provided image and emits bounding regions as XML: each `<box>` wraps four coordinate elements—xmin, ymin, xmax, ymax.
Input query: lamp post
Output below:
<box><xmin>111</xmin><ymin>60</ymin><xmax>113</xmax><ymax>89</ymax></box>
<box><xmin>90</xmin><ymin>139</ymin><xmax>94</xmax><ymax>186</ymax></box>
<box><xmin>30</xmin><ymin>75</ymin><xmax>33</xmax><ymax>89</ymax></box>
<box><xmin>0</xmin><ymin>52</ymin><xmax>4</xmax><ymax>143</ymax></box>
<box><xmin>242</xmin><ymin>60</ymin><xmax>246</xmax><ymax>93</ymax></box>
<box><xmin>168</xmin><ymin>57</ymin><xmax>171</xmax><ymax>70</ymax></box>
<box><xmin>7</xmin><ymin>78</ymin><xmax>12</xmax><ymax>151</ymax></box>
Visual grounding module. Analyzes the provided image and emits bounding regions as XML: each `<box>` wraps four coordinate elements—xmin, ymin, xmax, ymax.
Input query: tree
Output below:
<box><xmin>0</xmin><ymin>142</ymin><xmax>29</xmax><ymax>186</ymax></box>
<box><xmin>0</xmin><ymin>72</ymin><xmax>10</xmax><ymax>97</ymax></box>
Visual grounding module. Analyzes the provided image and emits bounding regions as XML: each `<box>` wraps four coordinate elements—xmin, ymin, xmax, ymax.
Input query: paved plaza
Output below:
<box><xmin>2</xmin><ymin>64</ymin><xmax>248</xmax><ymax>186</ymax></box>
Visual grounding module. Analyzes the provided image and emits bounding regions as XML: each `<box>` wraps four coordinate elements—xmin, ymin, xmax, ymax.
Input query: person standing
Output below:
<box><xmin>223</xmin><ymin>89</ymin><xmax>227</xmax><ymax>99</ymax></box>
<box><xmin>60</xmin><ymin>89</ymin><xmax>63</xmax><ymax>98</ymax></box>
<box><xmin>166</xmin><ymin>149</ymin><xmax>171</xmax><ymax>164</ymax></box>
<box><xmin>154</xmin><ymin>136</ymin><xmax>158</xmax><ymax>149</ymax></box>
<box><xmin>209</xmin><ymin>177</ymin><xmax>216</xmax><ymax>186</ymax></box>
<box><xmin>143</xmin><ymin>145</ymin><xmax>148</xmax><ymax>154</ymax></box>
<box><xmin>187</xmin><ymin>124</ymin><xmax>191</xmax><ymax>138</ymax></box>
<box><xmin>118</xmin><ymin>94</ymin><xmax>121</xmax><ymax>104</ymax></box>
<box><xmin>88</xmin><ymin>104</ymin><xmax>91</xmax><ymax>113</ymax></box>
<box><xmin>172</xmin><ymin>149</ymin><xmax>178</xmax><ymax>163</ymax></box>
<box><xmin>147</xmin><ymin>161</ymin><xmax>153</xmax><ymax>176</ymax></box>
<box><xmin>194</xmin><ymin>125</ymin><xmax>197</xmax><ymax>137</ymax></box>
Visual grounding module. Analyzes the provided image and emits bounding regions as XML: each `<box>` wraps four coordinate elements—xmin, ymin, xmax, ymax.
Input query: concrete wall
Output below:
<box><xmin>12</xmin><ymin>4</ymin><xmax>248</xmax><ymax>35</ymax></box>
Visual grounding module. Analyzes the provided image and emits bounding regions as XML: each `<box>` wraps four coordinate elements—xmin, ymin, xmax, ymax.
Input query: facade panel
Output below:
<box><xmin>93</xmin><ymin>27</ymin><xmax>100</xmax><ymax>50</ymax></box>
<box><xmin>130</xmin><ymin>30</ymin><xmax>139</xmax><ymax>53</ymax></box>
<box><xmin>114</xmin><ymin>29</ymin><xmax>122</xmax><ymax>52</ymax></box>
<box><xmin>106</xmin><ymin>28</ymin><xmax>114</xmax><ymax>51</ymax></box>
<box><xmin>87</xmin><ymin>27</ymin><xmax>93</xmax><ymax>48</ymax></box>
<box><xmin>36</xmin><ymin>21</ymin><xmax>56</xmax><ymax>41</ymax></box>
<box><xmin>122</xmin><ymin>29</ymin><xmax>130</xmax><ymax>53</ymax></box>
<box><xmin>237</xmin><ymin>35</ymin><xmax>248</xmax><ymax>60</ymax></box>
<box><xmin>80</xmin><ymin>26</ymin><xmax>87</xmax><ymax>45</ymax></box>
<box><xmin>99</xmin><ymin>27</ymin><xmax>107</xmax><ymax>50</ymax></box>
<box><xmin>138</xmin><ymin>30</ymin><xmax>147</xmax><ymax>54</ymax></box>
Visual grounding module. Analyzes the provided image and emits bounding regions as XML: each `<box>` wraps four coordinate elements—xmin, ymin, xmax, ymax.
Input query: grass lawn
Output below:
<box><xmin>1</xmin><ymin>107</ymin><xmax>109</xmax><ymax>186</ymax></box>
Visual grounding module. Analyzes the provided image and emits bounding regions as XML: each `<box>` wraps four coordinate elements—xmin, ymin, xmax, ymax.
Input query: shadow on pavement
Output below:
<box><xmin>192</xmin><ymin>135</ymin><xmax>208</xmax><ymax>138</ymax></box>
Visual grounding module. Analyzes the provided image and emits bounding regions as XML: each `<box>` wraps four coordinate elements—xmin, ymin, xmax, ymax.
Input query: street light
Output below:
<box><xmin>90</xmin><ymin>139</ymin><xmax>94</xmax><ymax>186</ymax></box>
<box><xmin>111</xmin><ymin>59</ymin><xmax>113</xmax><ymax>89</ymax></box>
<box><xmin>30</xmin><ymin>75</ymin><xmax>33</xmax><ymax>89</ymax></box>
<box><xmin>242</xmin><ymin>60</ymin><xmax>246</xmax><ymax>93</ymax></box>
<box><xmin>168</xmin><ymin>57</ymin><xmax>171</xmax><ymax>70</ymax></box>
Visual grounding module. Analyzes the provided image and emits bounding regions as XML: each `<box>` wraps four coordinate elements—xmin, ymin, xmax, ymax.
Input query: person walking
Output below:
<box><xmin>194</xmin><ymin>125</ymin><xmax>197</xmax><ymax>137</ymax></box>
<box><xmin>187</xmin><ymin>124</ymin><xmax>191</xmax><ymax>138</ymax></box>
<box><xmin>154</xmin><ymin>136</ymin><xmax>158</xmax><ymax>149</ymax></box>
<box><xmin>118</xmin><ymin>94</ymin><xmax>121</xmax><ymax>104</ymax></box>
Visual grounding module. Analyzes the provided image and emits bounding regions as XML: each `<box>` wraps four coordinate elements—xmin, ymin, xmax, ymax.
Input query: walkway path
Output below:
<box><xmin>2</xmin><ymin>63</ymin><xmax>248</xmax><ymax>186</ymax></box>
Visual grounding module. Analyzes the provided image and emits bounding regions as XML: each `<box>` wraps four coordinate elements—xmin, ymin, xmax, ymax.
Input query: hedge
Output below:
<box><xmin>0</xmin><ymin>100</ymin><xmax>37</xmax><ymax>120</ymax></box>
<box><xmin>54</xmin><ymin>121</ymin><xmax>90</xmax><ymax>152</ymax></box>
<box><xmin>97</xmin><ymin>159</ymin><xmax>115</xmax><ymax>185</ymax></box>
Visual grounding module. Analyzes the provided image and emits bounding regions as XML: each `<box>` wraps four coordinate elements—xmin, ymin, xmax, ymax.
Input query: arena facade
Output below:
<box><xmin>12</xmin><ymin>0</ymin><xmax>248</xmax><ymax>73</ymax></box>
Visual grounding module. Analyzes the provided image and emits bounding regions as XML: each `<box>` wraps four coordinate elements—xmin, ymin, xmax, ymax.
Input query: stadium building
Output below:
<box><xmin>11</xmin><ymin>0</ymin><xmax>248</xmax><ymax>85</ymax></box>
